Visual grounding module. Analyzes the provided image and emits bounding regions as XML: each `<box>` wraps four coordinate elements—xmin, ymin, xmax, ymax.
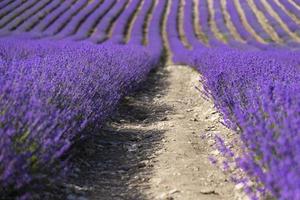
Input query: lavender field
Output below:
<box><xmin>1</xmin><ymin>0</ymin><xmax>300</xmax><ymax>199</ymax></box>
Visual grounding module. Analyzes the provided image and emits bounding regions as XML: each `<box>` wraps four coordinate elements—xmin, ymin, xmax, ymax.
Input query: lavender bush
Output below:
<box><xmin>0</xmin><ymin>36</ymin><xmax>158</xmax><ymax>197</ymax></box>
<box><xmin>191</xmin><ymin>48</ymin><xmax>300</xmax><ymax>199</ymax></box>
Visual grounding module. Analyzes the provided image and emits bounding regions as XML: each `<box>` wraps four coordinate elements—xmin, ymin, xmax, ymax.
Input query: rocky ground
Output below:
<box><xmin>58</xmin><ymin>65</ymin><xmax>246</xmax><ymax>200</ymax></box>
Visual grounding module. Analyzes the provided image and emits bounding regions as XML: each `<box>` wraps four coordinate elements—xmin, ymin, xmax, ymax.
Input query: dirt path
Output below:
<box><xmin>144</xmin><ymin>66</ymin><xmax>240</xmax><ymax>200</ymax></box>
<box><xmin>61</xmin><ymin>65</ymin><xmax>240</xmax><ymax>200</ymax></box>
<box><xmin>144</xmin><ymin>65</ymin><xmax>235</xmax><ymax>200</ymax></box>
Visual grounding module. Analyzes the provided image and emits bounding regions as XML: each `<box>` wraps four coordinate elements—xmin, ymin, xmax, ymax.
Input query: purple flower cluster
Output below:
<box><xmin>191</xmin><ymin>48</ymin><xmax>300</xmax><ymax>199</ymax></box>
<box><xmin>0</xmin><ymin>36</ymin><xmax>158</xmax><ymax>197</ymax></box>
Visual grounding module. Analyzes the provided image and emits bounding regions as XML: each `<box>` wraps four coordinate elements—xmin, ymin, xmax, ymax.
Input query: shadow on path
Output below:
<box><xmin>58</xmin><ymin>65</ymin><xmax>172</xmax><ymax>200</ymax></box>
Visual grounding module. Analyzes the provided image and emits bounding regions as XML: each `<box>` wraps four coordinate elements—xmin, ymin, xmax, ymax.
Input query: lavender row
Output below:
<box><xmin>0</xmin><ymin>1</ymin><xmax>25</xmax><ymax>20</ymax></box>
<box><xmin>268</xmin><ymin>0</ymin><xmax>300</xmax><ymax>34</ymax></box>
<box><xmin>0</xmin><ymin>0</ymin><xmax>14</xmax><ymax>9</ymax></box>
<box><xmin>147</xmin><ymin>0</ymin><xmax>165</xmax><ymax>57</ymax></box>
<box><xmin>254</xmin><ymin>0</ymin><xmax>289</xmax><ymax>42</ymax></box>
<box><xmin>183</xmin><ymin>0</ymin><xmax>205</xmax><ymax>49</ymax></box>
<box><xmin>1</xmin><ymin>0</ymin><xmax>300</xmax><ymax>48</ymax></box>
<box><xmin>213</xmin><ymin>0</ymin><xmax>232</xmax><ymax>43</ymax></box>
<box><xmin>110</xmin><ymin>0</ymin><xmax>142</xmax><ymax>44</ymax></box>
<box><xmin>198</xmin><ymin>0</ymin><xmax>224</xmax><ymax>46</ymax></box>
<box><xmin>0</xmin><ymin>36</ymin><xmax>159</xmax><ymax>198</ymax></box>
<box><xmin>213</xmin><ymin>0</ymin><xmax>251</xmax><ymax>49</ymax></box>
<box><xmin>43</xmin><ymin>0</ymin><xmax>88</xmax><ymax>36</ymax></box>
<box><xmin>31</xmin><ymin>0</ymin><xmax>75</xmax><ymax>34</ymax></box>
<box><xmin>226</xmin><ymin>0</ymin><xmax>267</xmax><ymax>50</ymax></box>
<box><xmin>237</xmin><ymin>1</ymin><xmax>272</xmax><ymax>43</ymax></box>
<box><xmin>212</xmin><ymin>0</ymin><xmax>251</xmax><ymax>49</ymax></box>
<box><xmin>15</xmin><ymin>0</ymin><xmax>62</xmax><ymax>32</ymax></box>
<box><xmin>70</xmin><ymin>0</ymin><xmax>116</xmax><ymax>41</ymax></box>
<box><xmin>89</xmin><ymin>0</ymin><xmax>129</xmax><ymax>43</ymax></box>
<box><xmin>128</xmin><ymin>0</ymin><xmax>153</xmax><ymax>45</ymax></box>
<box><xmin>4</xmin><ymin>0</ymin><xmax>52</xmax><ymax>31</ymax></box>
<box><xmin>260</xmin><ymin>0</ymin><xmax>300</xmax><ymax>48</ymax></box>
<box><xmin>191</xmin><ymin>47</ymin><xmax>300</xmax><ymax>199</ymax></box>
<box><xmin>55</xmin><ymin>0</ymin><xmax>104</xmax><ymax>39</ymax></box>
<box><xmin>0</xmin><ymin>0</ymin><xmax>38</xmax><ymax>29</ymax></box>
<box><xmin>166</xmin><ymin>0</ymin><xmax>189</xmax><ymax>63</ymax></box>
<box><xmin>279</xmin><ymin>0</ymin><xmax>300</xmax><ymax>20</ymax></box>
<box><xmin>264</xmin><ymin>0</ymin><xmax>300</xmax><ymax>46</ymax></box>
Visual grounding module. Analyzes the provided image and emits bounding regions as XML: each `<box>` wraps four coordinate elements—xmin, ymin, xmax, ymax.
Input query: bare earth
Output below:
<box><xmin>146</xmin><ymin>65</ymin><xmax>234</xmax><ymax>200</ymax></box>
<box><xmin>63</xmin><ymin>65</ymin><xmax>244</xmax><ymax>200</ymax></box>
